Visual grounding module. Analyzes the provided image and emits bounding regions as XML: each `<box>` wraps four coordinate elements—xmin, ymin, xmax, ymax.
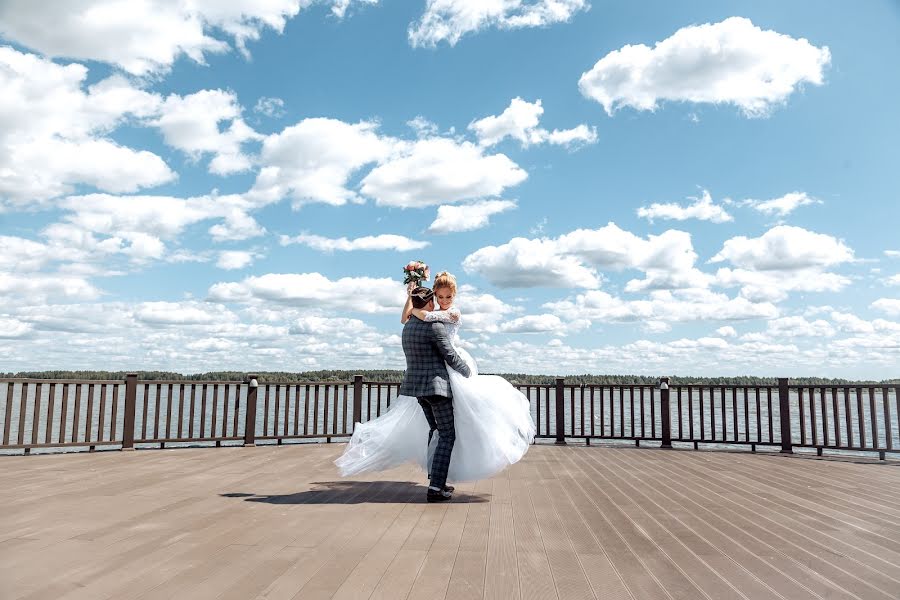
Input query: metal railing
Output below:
<box><xmin>2</xmin><ymin>375</ymin><xmax>898</xmax><ymax>459</ymax></box>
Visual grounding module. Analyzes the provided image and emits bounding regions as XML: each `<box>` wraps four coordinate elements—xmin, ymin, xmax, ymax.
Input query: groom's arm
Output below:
<box><xmin>430</xmin><ymin>322</ymin><xmax>471</xmax><ymax>378</ymax></box>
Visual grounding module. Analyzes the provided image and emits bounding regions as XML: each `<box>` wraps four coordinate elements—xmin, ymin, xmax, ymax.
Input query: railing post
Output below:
<box><xmin>778</xmin><ymin>378</ymin><xmax>793</xmax><ymax>454</ymax></box>
<box><xmin>122</xmin><ymin>374</ymin><xmax>137</xmax><ymax>451</ymax></box>
<box><xmin>244</xmin><ymin>375</ymin><xmax>258</xmax><ymax>447</ymax></box>
<box><xmin>352</xmin><ymin>375</ymin><xmax>363</xmax><ymax>431</ymax></box>
<box><xmin>555</xmin><ymin>377</ymin><xmax>567</xmax><ymax>445</ymax></box>
<box><xmin>660</xmin><ymin>378</ymin><xmax>672</xmax><ymax>448</ymax></box>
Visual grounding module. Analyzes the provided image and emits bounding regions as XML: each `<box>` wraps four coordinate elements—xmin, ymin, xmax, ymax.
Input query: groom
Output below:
<box><xmin>400</xmin><ymin>286</ymin><xmax>471</xmax><ymax>503</ymax></box>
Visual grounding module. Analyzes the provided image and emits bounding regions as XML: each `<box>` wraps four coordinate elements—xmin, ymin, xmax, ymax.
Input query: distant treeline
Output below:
<box><xmin>3</xmin><ymin>370</ymin><xmax>898</xmax><ymax>385</ymax></box>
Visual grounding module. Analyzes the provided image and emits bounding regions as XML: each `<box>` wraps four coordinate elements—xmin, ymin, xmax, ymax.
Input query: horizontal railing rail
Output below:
<box><xmin>1</xmin><ymin>376</ymin><xmax>897</xmax><ymax>459</ymax></box>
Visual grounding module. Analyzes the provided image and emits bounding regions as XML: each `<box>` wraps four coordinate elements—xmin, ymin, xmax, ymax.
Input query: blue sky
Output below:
<box><xmin>1</xmin><ymin>0</ymin><xmax>899</xmax><ymax>378</ymax></box>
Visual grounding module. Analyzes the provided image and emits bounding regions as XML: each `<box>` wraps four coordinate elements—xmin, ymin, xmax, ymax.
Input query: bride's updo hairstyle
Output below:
<box><xmin>433</xmin><ymin>271</ymin><xmax>457</xmax><ymax>296</ymax></box>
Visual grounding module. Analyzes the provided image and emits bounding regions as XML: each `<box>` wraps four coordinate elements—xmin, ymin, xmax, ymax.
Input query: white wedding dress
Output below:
<box><xmin>335</xmin><ymin>307</ymin><xmax>536</xmax><ymax>482</ymax></box>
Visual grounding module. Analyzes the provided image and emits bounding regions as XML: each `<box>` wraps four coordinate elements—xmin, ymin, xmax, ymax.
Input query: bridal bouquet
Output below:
<box><xmin>403</xmin><ymin>260</ymin><xmax>430</xmax><ymax>287</ymax></box>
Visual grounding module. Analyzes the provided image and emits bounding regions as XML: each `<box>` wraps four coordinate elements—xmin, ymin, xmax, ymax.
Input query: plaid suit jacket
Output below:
<box><xmin>399</xmin><ymin>317</ymin><xmax>471</xmax><ymax>398</ymax></box>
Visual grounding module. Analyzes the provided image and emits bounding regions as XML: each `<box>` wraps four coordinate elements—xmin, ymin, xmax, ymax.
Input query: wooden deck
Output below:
<box><xmin>1</xmin><ymin>444</ymin><xmax>899</xmax><ymax>600</ymax></box>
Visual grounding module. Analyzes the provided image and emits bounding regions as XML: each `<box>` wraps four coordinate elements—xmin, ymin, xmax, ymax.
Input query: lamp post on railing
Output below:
<box><xmin>352</xmin><ymin>375</ymin><xmax>363</xmax><ymax>431</ymax></box>
<box><xmin>660</xmin><ymin>377</ymin><xmax>672</xmax><ymax>449</ymax></box>
<box><xmin>555</xmin><ymin>378</ymin><xmax>567</xmax><ymax>445</ymax></box>
<box><xmin>778</xmin><ymin>378</ymin><xmax>793</xmax><ymax>454</ymax></box>
<box><xmin>244</xmin><ymin>375</ymin><xmax>258</xmax><ymax>447</ymax></box>
<box><xmin>122</xmin><ymin>373</ymin><xmax>137</xmax><ymax>451</ymax></box>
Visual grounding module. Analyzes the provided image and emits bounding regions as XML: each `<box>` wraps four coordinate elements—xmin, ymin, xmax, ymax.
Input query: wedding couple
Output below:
<box><xmin>335</xmin><ymin>271</ymin><xmax>536</xmax><ymax>502</ymax></box>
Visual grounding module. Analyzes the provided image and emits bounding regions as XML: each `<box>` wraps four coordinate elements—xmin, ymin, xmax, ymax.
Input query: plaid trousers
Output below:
<box><xmin>418</xmin><ymin>395</ymin><xmax>455</xmax><ymax>488</ymax></box>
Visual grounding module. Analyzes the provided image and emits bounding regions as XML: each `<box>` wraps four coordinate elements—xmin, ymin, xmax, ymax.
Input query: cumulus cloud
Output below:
<box><xmin>710</xmin><ymin>225</ymin><xmax>853</xmax><ymax>271</ymax></box>
<box><xmin>468</xmin><ymin>98</ymin><xmax>597</xmax><ymax>149</ymax></box>
<box><xmin>208</xmin><ymin>273</ymin><xmax>405</xmax><ymax>313</ymax></box>
<box><xmin>579</xmin><ymin>17</ymin><xmax>831</xmax><ymax>117</ymax></box>
<box><xmin>216</xmin><ymin>250</ymin><xmax>257</xmax><ymax>270</ymax></box>
<box><xmin>544</xmin><ymin>288</ymin><xmax>777</xmax><ymax>326</ymax></box>
<box><xmin>463</xmin><ymin>237</ymin><xmax>601</xmax><ymax>288</ymax></box>
<box><xmin>279</xmin><ymin>233</ymin><xmax>429</xmax><ymax>252</ymax></box>
<box><xmin>463</xmin><ymin>222</ymin><xmax>711</xmax><ymax>291</ymax></box>
<box><xmin>0</xmin><ymin>0</ymin><xmax>326</xmax><ymax>76</ymax></box>
<box><xmin>0</xmin><ymin>273</ymin><xmax>102</xmax><ymax>303</ymax></box>
<box><xmin>250</xmin><ymin>118</ymin><xmax>395</xmax><ymax>208</ymax></box>
<box><xmin>716</xmin><ymin>326</ymin><xmax>737</xmax><ymax>337</ymax></box>
<box><xmin>762</xmin><ymin>316</ymin><xmax>835</xmax><ymax>338</ymax></box>
<box><xmin>428</xmin><ymin>200</ymin><xmax>517</xmax><ymax>233</ymax></box>
<box><xmin>740</xmin><ymin>191</ymin><xmax>822</xmax><ymax>217</ymax></box>
<box><xmin>254</xmin><ymin>96</ymin><xmax>286</xmax><ymax>118</ymax></box>
<box><xmin>0</xmin><ymin>317</ymin><xmax>33</xmax><ymax>338</ymax></box>
<box><xmin>499</xmin><ymin>314</ymin><xmax>564</xmax><ymax>334</ymax></box>
<box><xmin>637</xmin><ymin>190</ymin><xmax>732</xmax><ymax>223</ymax></box>
<box><xmin>151</xmin><ymin>89</ymin><xmax>263</xmax><ymax>175</ymax></box>
<box><xmin>886</xmin><ymin>274</ymin><xmax>900</xmax><ymax>287</ymax></box>
<box><xmin>409</xmin><ymin>0</ymin><xmax>589</xmax><ymax>48</ymax></box>
<box><xmin>709</xmin><ymin>227</ymin><xmax>853</xmax><ymax>302</ymax></box>
<box><xmin>0</xmin><ymin>48</ymin><xmax>174</xmax><ymax>208</ymax></box>
<box><xmin>361</xmin><ymin>137</ymin><xmax>527</xmax><ymax>208</ymax></box>
<box><xmin>872</xmin><ymin>298</ymin><xmax>900</xmax><ymax>317</ymax></box>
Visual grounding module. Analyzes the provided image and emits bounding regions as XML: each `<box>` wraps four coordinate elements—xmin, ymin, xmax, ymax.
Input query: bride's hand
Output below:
<box><xmin>406</xmin><ymin>281</ymin><xmax>416</xmax><ymax>294</ymax></box>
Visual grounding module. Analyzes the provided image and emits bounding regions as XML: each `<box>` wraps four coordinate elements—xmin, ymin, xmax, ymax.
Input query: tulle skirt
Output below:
<box><xmin>334</xmin><ymin>348</ymin><xmax>536</xmax><ymax>482</ymax></box>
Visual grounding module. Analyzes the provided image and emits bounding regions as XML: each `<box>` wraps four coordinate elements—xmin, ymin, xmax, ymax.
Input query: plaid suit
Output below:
<box><xmin>399</xmin><ymin>318</ymin><xmax>471</xmax><ymax>489</ymax></box>
<box><xmin>399</xmin><ymin>318</ymin><xmax>471</xmax><ymax>398</ymax></box>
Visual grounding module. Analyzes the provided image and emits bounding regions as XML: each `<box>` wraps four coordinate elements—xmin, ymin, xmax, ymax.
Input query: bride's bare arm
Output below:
<box><xmin>400</xmin><ymin>293</ymin><xmax>413</xmax><ymax>324</ymax></box>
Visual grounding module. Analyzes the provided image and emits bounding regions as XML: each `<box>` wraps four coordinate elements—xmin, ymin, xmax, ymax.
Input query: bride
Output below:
<box><xmin>335</xmin><ymin>271</ymin><xmax>536</xmax><ymax>482</ymax></box>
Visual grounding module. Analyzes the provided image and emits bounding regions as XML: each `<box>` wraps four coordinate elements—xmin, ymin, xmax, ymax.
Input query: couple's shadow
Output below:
<box><xmin>221</xmin><ymin>480</ymin><xmax>490</xmax><ymax>505</ymax></box>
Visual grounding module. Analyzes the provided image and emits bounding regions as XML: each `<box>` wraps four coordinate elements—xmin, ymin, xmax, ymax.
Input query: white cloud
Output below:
<box><xmin>463</xmin><ymin>237</ymin><xmax>601</xmax><ymax>288</ymax></box>
<box><xmin>361</xmin><ymin>137</ymin><xmax>527</xmax><ymax>208</ymax></box>
<box><xmin>716</xmin><ymin>326</ymin><xmax>737</xmax><ymax>337</ymax></box>
<box><xmin>872</xmin><ymin>298</ymin><xmax>900</xmax><ymax>317</ymax></box>
<box><xmin>543</xmin><ymin>124</ymin><xmax>598</xmax><ymax>147</ymax></box>
<box><xmin>428</xmin><ymin>200</ymin><xmax>517</xmax><ymax>233</ymax></box>
<box><xmin>0</xmin><ymin>273</ymin><xmax>102</xmax><ymax>303</ymax></box>
<box><xmin>545</xmin><ymin>288</ymin><xmax>778</xmax><ymax>326</ymax></box>
<box><xmin>830</xmin><ymin>311</ymin><xmax>875</xmax><ymax>334</ymax></box>
<box><xmin>463</xmin><ymin>223</ymin><xmax>711</xmax><ymax>291</ymax></box>
<box><xmin>0</xmin><ymin>317</ymin><xmax>33</xmax><ymax>338</ymax></box>
<box><xmin>499</xmin><ymin>314</ymin><xmax>564</xmax><ymax>334</ymax></box>
<box><xmin>710</xmin><ymin>225</ymin><xmax>853</xmax><ymax>271</ymax></box>
<box><xmin>253</xmin><ymin>96</ymin><xmax>286</xmax><ymax>118</ymax></box>
<box><xmin>0</xmin><ymin>48</ymin><xmax>174</xmax><ymax>208</ymax></box>
<box><xmin>741</xmin><ymin>191</ymin><xmax>821</xmax><ymax>217</ymax></box>
<box><xmin>886</xmin><ymin>250</ymin><xmax>900</xmax><ymax>258</ymax></box>
<box><xmin>762</xmin><ymin>316</ymin><xmax>835</xmax><ymax>338</ymax></box>
<box><xmin>216</xmin><ymin>251</ymin><xmax>257</xmax><ymax>270</ymax></box>
<box><xmin>714</xmin><ymin>267</ymin><xmax>851</xmax><ymax>303</ymax></box>
<box><xmin>409</xmin><ymin>0</ymin><xmax>589</xmax><ymax>48</ymax></box>
<box><xmin>134</xmin><ymin>301</ymin><xmax>238</xmax><ymax>326</ymax></box>
<box><xmin>407</xmin><ymin>116</ymin><xmax>440</xmax><ymax>138</ymax></box>
<box><xmin>454</xmin><ymin>284</ymin><xmax>519</xmax><ymax>333</ymax></box>
<box><xmin>886</xmin><ymin>274</ymin><xmax>900</xmax><ymax>287</ymax></box>
<box><xmin>8</xmin><ymin>192</ymin><xmax>267</xmax><ymax>275</ymax></box>
<box><xmin>250</xmin><ymin>118</ymin><xmax>395</xmax><ymax>207</ymax></box>
<box><xmin>637</xmin><ymin>190</ymin><xmax>732</xmax><ymax>223</ymax></box>
<box><xmin>151</xmin><ymin>89</ymin><xmax>263</xmax><ymax>175</ymax></box>
<box><xmin>0</xmin><ymin>0</ymin><xmax>313</xmax><ymax>76</ymax></box>
<box><xmin>279</xmin><ymin>233</ymin><xmax>429</xmax><ymax>252</ymax></box>
<box><xmin>579</xmin><ymin>17</ymin><xmax>831</xmax><ymax>117</ymax></box>
<box><xmin>208</xmin><ymin>207</ymin><xmax>267</xmax><ymax>242</ymax></box>
<box><xmin>468</xmin><ymin>97</ymin><xmax>597</xmax><ymax>148</ymax></box>
<box><xmin>208</xmin><ymin>273</ymin><xmax>405</xmax><ymax>313</ymax></box>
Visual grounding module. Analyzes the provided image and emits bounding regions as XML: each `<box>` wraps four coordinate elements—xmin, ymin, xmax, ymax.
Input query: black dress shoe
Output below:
<box><xmin>427</xmin><ymin>486</ymin><xmax>452</xmax><ymax>503</ymax></box>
